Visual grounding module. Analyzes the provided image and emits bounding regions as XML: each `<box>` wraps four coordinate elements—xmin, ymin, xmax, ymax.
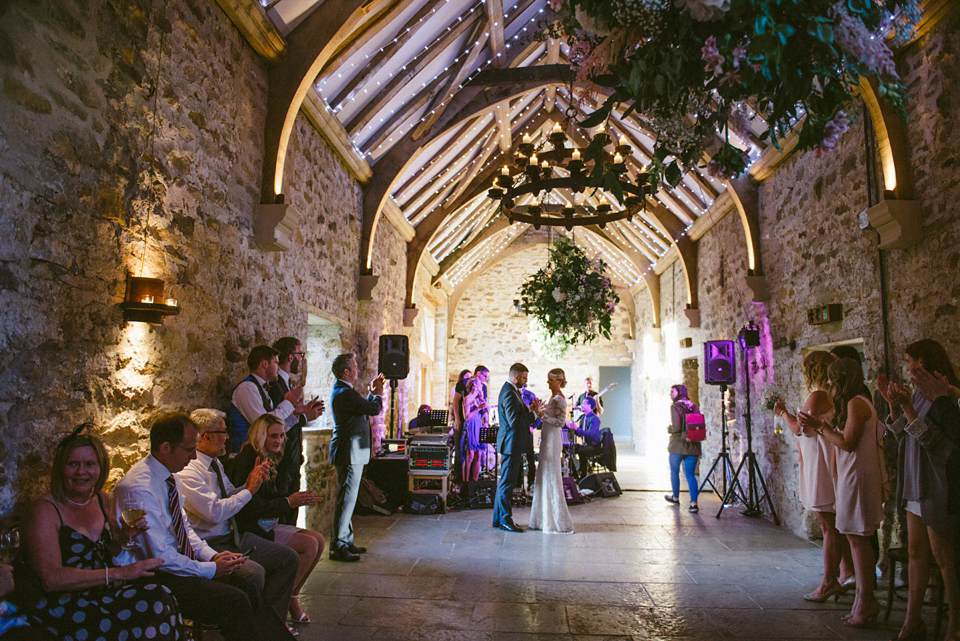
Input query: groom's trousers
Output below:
<box><xmin>493</xmin><ymin>448</ymin><xmax>522</xmax><ymax>525</ymax></box>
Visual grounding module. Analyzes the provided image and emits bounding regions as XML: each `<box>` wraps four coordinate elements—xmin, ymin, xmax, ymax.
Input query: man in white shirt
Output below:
<box><xmin>114</xmin><ymin>412</ymin><xmax>293</xmax><ymax>640</ymax></box>
<box><xmin>178</xmin><ymin>408</ymin><xmax>298</xmax><ymax>623</ymax></box>
<box><xmin>227</xmin><ymin>345</ymin><xmax>306</xmax><ymax>453</ymax></box>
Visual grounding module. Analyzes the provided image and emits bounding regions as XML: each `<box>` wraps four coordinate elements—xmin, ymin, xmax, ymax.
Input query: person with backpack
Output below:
<box><xmin>665</xmin><ymin>384</ymin><xmax>702</xmax><ymax>513</ymax></box>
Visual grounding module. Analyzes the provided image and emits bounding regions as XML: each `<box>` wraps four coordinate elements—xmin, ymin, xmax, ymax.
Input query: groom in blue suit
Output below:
<box><xmin>329</xmin><ymin>353</ymin><xmax>385</xmax><ymax>561</ymax></box>
<box><xmin>493</xmin><ymin>362</ymin><xmax>542</xmax><ymax>532</ymax></box>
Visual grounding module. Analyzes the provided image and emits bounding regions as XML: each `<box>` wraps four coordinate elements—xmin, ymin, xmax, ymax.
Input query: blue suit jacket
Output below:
<box><xmin>496</xmin><ymin>381</ymin><xmax>536</xmax><ymax>456</ymax></box>
<box><xmin>329</xmin><ymin>379</ymin><xmax>383</xmax><ymax>466</ymax></box>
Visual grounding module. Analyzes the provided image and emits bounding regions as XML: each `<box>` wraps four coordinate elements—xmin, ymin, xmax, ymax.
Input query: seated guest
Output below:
<box><xmin>228</xmin><ymin>345</ymin><xmax>309</xmax><ymax>454</ymax></box>
<box><xmin>573</xmin><ymin>397</ymin><xmax>602</xmax><ymax>480</ymax></box>
<box><xmin>19</xmin><ymin>424</ymin><xmax>186</xmax><ymax>640</ymax></box>
<box><xmin>227</xmin><ymin>414</ymin><xmax>325</xmax><ymax>624</ymax></box>
<box><xmin>1</xmin><ymin>562</ymin><xmax>42</xmax><ymax>640</ymax></box>
<box><xmin>177</xmin><ymin>409</ymin><xmax>299</xmax><ymax>630</ymax></box>
<box><xmin>114</xmin><ymin>412</ymin><xmax>294</xmax><ymax>640</ymax></box>
<box><xmin>406</xmin><ymin>404</ymin><xmax>432</xmax><ymax>436</ymax></box>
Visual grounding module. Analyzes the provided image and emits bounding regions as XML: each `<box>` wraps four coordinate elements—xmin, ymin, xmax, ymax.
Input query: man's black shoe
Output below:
<box><xmin>499</xmin><ymin>521</ymin><xmax>524</xmax><ymax>533</ymax></box>
<box><xmin>330</xmin><ymin>548</ymin><xmax>361</xmax><ymax>562</ymax></box>
<box><xmin>348</xmin><ymin>545</ymin><xmax>367</xmax><ymax>554</ymax></box>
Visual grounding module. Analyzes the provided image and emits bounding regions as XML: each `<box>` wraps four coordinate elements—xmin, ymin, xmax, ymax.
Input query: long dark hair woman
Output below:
<box><xmin>664</xmin><ymin>384</ymin><xmax>701</xmax><ymax>513</ymax></box>
<box><xmin>18</xmin><ymin>425</ymin><xmax>186</xmax><ymax>639</ymax></box>
<box><xmin>800</xmin><ymin>358</ymin><xmax>885</xmax><ymax>628</ymax></box>
<box><xmin>878</xmin><ymin>338</ymin><xmax>960</xmax><ymax>641</ymax></box>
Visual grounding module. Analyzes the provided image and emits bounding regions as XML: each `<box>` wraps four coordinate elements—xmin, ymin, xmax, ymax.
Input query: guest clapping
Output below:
<box><xmin>800</xmin><ymin>359</ymin><xmax>885</xmax><ymax>628</ymax></box>
<box><xmin>19</xmin><ymin>425</ymin><xmax>186</xmax><ymax>640</ymax></box>
<box><xmin>228</xmin><ymin>414</ymin><xmax>325</xmax><ymax>624</ymax></box>
<box><xmin>775</xmin><ymin>351</ymin><xmax>854</xmax><ymax>601</ymax></box>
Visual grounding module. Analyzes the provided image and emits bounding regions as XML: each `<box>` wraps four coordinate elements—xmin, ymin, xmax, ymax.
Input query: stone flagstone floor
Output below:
<box><xmin>285</xmin><ymin>451</ymin><xmax>913</xmax><ymax>640</ymax></box>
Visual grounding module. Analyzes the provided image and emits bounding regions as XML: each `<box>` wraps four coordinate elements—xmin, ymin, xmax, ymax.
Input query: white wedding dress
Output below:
<box><xmin>529</xmin><ymin>394</ymin><xmax>574</xmax><ymax>533</ymax></box>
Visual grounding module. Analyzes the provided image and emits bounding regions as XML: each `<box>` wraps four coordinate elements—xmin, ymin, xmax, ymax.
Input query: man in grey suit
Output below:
<box><xmin>493</xmin><ymin>363</ymin><xmax>542</xmax><ymax>532</ymax></box>
<box><xmin>329</xmin><ymin>353</ymin><xmax>385</xmax><ymax>561</ymax></box>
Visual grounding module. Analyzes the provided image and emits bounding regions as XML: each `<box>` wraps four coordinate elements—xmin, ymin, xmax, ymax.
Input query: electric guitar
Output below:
<box><xmin>570</xmin><ymin>383</ymin><xmax>618</xmax><ymax>421</ymax></box>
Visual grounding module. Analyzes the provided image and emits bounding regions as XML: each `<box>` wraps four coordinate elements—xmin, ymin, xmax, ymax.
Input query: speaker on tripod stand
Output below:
<box><xmin>700</xmin><ymin>340</ymin><xmax>744</xmax><ymax>510</ymax></box>
<box><xmin>378</xmin><ymin>335</ymin><xmax>409</xmax><ymax>439</ymax></box>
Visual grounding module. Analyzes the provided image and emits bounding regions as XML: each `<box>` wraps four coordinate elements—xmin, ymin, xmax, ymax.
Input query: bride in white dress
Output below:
<box><xmin>529</xmin><ymin>368</ymin><xmax>574</xmax><ymax>533</ymax></box>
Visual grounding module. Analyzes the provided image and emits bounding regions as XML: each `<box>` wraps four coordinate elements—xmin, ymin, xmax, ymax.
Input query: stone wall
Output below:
<box><xmin>0</xmin><ymin>0</ymin><xmax>404</xmax><ymax>525</ymax></box>
<box><xmin>447</xmin><ymin>240</ymin><xmax>634</xmax><ymax>418</ymax></box>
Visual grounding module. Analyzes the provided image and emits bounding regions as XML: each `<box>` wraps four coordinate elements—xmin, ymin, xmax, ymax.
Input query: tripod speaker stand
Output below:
<box><xmin>698</xmin><ymin>383</ymin><xmax>744</xmax><ymax>508</ymax></box>
<box><xmin>720</xmin><ymin>325</ymin><xmax>780</xmax><ymax>524</ymax></box>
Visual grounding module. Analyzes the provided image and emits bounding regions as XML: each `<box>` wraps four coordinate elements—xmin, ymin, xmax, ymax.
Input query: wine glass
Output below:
<box><xmin>0</xmin><ymin>529</ymin><xmax>20</xmax><ymax>565</ymax></box>
<box><xmin>119</xmin><ymin>498</ymin><xmax>146</xmax><ymax>549</ymax></box>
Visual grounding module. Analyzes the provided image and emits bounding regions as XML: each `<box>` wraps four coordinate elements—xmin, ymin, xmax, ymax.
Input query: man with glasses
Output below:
<box><xmin>177</xmin><ymin>409</ymin><xmax>298</xmax><ymax>628</ymax></box>
<box><xmin>269</xmin><ymin>337</ymin><xmax>323</xmax><ymax>525</ymax></box>
<box><xmin>114</xmin><ymin>412</ymin><xmax>294</xmax><ymax>640</ymax></box>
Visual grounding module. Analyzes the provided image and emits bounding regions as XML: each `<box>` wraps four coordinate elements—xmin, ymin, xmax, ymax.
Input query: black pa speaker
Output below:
<box><xmin>578</xmin><ymin>472</ymin><xmax>621</xmax><ymax>497</ymax></box>
<box><xmin>563</xmin><ymin>477</ymin><xmax>583</xmax><ymax>504</ymax></box>
<box><xmin>704</xmin><ymin>340</ymin><xmax>736</xmax><ymax>385</ymax></box>
<box><xmin>378</xmin><ymin>334</ymin><xmax>409</xmax><ymax>380</ymax></box>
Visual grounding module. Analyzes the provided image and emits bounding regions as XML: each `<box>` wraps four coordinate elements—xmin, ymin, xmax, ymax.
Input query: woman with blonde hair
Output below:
<box><xmin>800</xmin><ymin>358</ymin><xmax>885</xmax><ymax>628</ymax></box>
<box><xmin>227</xmin><ymin>414</ymin><xmax>325</xmax><ymax>624</ymax></box>
<box><xmin>775</xmin><ymin>351</ymin><xmax>853</xmax><ymax>602</ymax></box>
<box><xmin>529</xmin><ymin>368</ymin><xmax>574</xmax><ymax>533</ymax></box>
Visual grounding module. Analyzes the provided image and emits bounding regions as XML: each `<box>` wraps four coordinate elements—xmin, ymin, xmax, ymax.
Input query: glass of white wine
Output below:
<box><xmin>120</xmin><ymin>498</ymin><xmax>146</xmax><ymax>549</ymax></box>
<box><xmin>0</xmin><ymin>529</ymin><xmax>20</xmax><ymax>565</ymax></box>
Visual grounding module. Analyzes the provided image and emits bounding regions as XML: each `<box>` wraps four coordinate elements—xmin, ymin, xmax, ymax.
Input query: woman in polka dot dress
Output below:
<box><xmin>16</xmin><ymin>426</ymin><xmax>186</xmax><ymax>640</ymax></box>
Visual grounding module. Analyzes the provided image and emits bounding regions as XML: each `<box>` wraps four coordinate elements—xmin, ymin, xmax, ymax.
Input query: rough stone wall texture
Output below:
<box><xmin>0</xmin><ymin>0</ymin><xmax>401</xmax><ymax>527</ymax></box>
<box><xmin>447</xmin><ymin>242</ymin><xmax>633</xmax><ymax>416</ymax></box>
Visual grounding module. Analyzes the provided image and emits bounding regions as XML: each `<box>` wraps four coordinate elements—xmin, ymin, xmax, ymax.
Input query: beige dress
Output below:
<box><xmin>834</xmin><ymin>396</ymin><xmax>886</xmax><ymax>536</ymax></box>
<box><xmin>797</xmin><ymin>408</ymin><xmax>837</xmax><ymax>512</ymax></box>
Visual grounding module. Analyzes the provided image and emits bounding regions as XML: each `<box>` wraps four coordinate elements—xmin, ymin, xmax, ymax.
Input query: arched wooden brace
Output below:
<box><xmin>402</xmin><ymin>107</ymin><xmax>560</xmax><ymax>308</ymax></box>
<box><xmin>363</xmin><ymin>65</ymin><xmax>575</xmax><ymax>275</ymax></box>
<box><xmin>260</xmin><ymin>0</ymin><xmax>368</xmax><ymax>203</ymax></box>
<box><xmin>726</xmin><ymin>175</ymin><xmax>769</xmax><ymax>302</ymax></box>
<box><xmin>859</xmin><ymin>76</ymin><xmax>922</xmax><ymax>249</ymax></box>
<box><xmin>645</xmin><ymin>201</ymin><xmax>699</xmax><ymax>325</ymax></box>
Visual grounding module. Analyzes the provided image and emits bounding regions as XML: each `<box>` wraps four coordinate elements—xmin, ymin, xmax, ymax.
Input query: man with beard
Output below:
<box><xmin>269</xmin><ymin>337</ymin><xmax>323</xmax><ymax>524</ymax></box>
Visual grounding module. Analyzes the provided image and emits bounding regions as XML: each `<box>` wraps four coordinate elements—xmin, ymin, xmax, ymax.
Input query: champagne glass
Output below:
<box><xmin>0</xmin><ymin>529</ymin><xmax>20</xmax><ymax>564</ymax></box>
<box><xmin>119</xmin><ymin>498</ymin><xmax>146</xmax><ymax>549</ymax></box>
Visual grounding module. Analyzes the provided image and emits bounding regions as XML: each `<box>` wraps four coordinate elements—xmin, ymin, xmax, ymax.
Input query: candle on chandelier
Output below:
<box><xmin>571</xmin><ymin>148</ymin><xmax>581</xmax><ymax>161</ymax></box>
<box><xmin>522</xmin><ymin>133</ymin><xmax>531</xmax><ymax>144</ymax></box>
<box><xmin>614</xmin><ymin>152</ymin><xmax>624</xmax><ymax>164</ymax></box>
<box><xmin>597</xmin><ymin>123</ymin><xmax>606</xmax><ymax>134</ymax></box>
<box><xmin>501</xmin><ymin>165</ymin><xmax>510</xmax><ymax>176</ymax></box>
<box><xmin>530</xmin><ymin>196</ymin><xmax>539</xmax><ymax>207</ymax></box>
<box><xmin>529</xmin><ymin>153</ymin><xmax>538</xmax><ymax>165</ymax></box>
<box><xmin>619</xmin><ymin>135</ymin><xmax>628</xmax><ymax>147</ymax></box>
<box><xmin>552</xmin><ymin>122</ymin><xmax>562</xmax><ymax>133</ymax></box>
<box><xmin>541</xmin><ymin>160</ymin><xmax>549</xmax><ymax>169</ymax></box>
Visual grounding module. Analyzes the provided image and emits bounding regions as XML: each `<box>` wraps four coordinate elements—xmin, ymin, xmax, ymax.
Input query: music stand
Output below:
<box><xmin>479</xmin><ymin>424</ymin><xmax>499</xmax><ymax>482</ymax></box>
<box><xmin>418</xmin><ymin>409</ymin><xmax>449</xmax><ymax>428</ymax></box>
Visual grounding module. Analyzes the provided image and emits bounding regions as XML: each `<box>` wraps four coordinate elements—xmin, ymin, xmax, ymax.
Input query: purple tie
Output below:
<box><xmin>165</xmin><ymin>476</ymin><xmax>195</xmax><ymax>559</ymax></box>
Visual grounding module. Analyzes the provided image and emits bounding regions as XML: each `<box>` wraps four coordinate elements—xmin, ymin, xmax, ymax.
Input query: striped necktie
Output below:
<box><xmin>165</xmin><ymin>475</ymin><xmax>195</xmax><ymax>559</ymax></box>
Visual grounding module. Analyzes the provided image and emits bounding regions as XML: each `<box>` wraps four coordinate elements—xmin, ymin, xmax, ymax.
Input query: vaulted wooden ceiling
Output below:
<box><xmin>252</xmin><ymin>0</ymin><xmax>774</xmax><ymax>308</ymax></box>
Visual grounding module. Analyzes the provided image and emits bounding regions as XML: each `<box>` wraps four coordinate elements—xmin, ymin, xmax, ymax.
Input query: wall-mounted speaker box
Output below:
<box><xmin>704</xmin><ymin>340</ymin><xmax>736</xmax><ymax>385</ymax></box>
<box><xmin>378</xmin><ymin>334</ymin><xmax>410</xmax><ymax>380</ymax></box>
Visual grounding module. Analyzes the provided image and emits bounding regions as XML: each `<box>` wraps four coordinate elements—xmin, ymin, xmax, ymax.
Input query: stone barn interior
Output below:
<box><xmin>1</xmin><ymin>0</ymin><xmax>959</xmax><ymax>638</ymax></box>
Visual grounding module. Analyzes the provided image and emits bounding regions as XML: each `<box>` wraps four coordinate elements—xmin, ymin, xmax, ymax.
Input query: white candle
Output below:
<box><xmin>614</xmin><ymin>152</ymin><xmax>623</xmax><ymax>164</ymax></box>
<box><xmin>141</xmin><ymin>295</ymin><xmax>154</xmax><ymax>304</ymax></box>
<box><xmin>571</xmin><ymin>149</ymin><xmax>581</xmax><ymax>161</ymax></box>
<box><xmin>619</xmin><ymin>135</ymin><xmax>628</xmax><ymax>147</ymax></box>
<box><xmin>522</xmin><ymin>133</ymin><xmax>531</xmax><ymax>144</ymax></box>
<box><xmin>529</xmin><ymin>153</ymin><xmax>538</xmax><ymax>165</ymax></box>
<box><xmin>553</xmin><ymin>122</ymin><xmax>562</xmax><ymax>133</ymax></box>
<box><xmin>166</xmin><ymin>298</ymin><xmax>178</xmax><ymax>307</ymax></box>
<box><xmin>502</xmin><ymin>165</ymin><xmax>510</xmax><ymax>176</ymax></box>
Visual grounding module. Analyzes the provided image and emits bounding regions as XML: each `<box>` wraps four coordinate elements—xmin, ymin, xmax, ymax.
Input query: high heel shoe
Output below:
<box><xmin>802</xmin><ymin>583</ymin><xmax>844</xmax><ymax>603</ymax></box>
<box><xmin>888</xmin><ymin>620</ymin><xmax>926</xmax><ymax>641</ymax></box>
<box><xmin>843</xmin><ymin>603</ymin><xmax>880</xmax><ymax>628</ymax></box>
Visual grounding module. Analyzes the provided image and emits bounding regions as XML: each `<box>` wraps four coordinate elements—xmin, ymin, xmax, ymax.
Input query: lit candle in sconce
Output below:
<box><xmin>522</xmin><ymin>133</ymin><xmax>531</xmax><ymax>144</ymax></box>
<box><xmin>613</xmin><ymin>152</ymin><xmax>624</xmax><ymax>164</ymax></box>
<box><xmin>571</xmin><ymin>148</ymin><xmax>581</xmax><ymax>161</ymax></box>
<box><xmin>141</xmin><ymin>295</ymin><xmax>154</xmax><ymax>304</ymax></box>
<box><xmin>501</xmin><ymin>165</ymin><xmax>510</xmax><ymax>176</ymax></box>
<box><xmin>165</xmin><ymin>298</ymin><xmax>178</xmax><ymax>308</ymax></box>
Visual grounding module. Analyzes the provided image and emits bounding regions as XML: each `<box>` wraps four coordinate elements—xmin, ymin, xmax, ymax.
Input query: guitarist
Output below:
<box><xmin>576</xmin><ymin>377</ymin><xmax>604</xmax><ymax>418</ymax></box>
<box><xmin>571</xmin><ymin>397</ymin><xmax>602</xmax><ymax>480</ymax></box>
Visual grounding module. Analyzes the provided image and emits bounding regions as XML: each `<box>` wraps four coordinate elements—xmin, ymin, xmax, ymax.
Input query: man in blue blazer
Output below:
<box><xmin>329</xmin><ymin>353</ymin><xmax>385</xmax><ymax>561</ymax></box>
<box><xmin>493</xmin><ymin>363</ymin><xmax>542</xmax><ymax>532</ymax></box>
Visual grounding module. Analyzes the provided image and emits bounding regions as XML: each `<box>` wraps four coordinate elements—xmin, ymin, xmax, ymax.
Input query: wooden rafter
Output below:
<box><xmin>359</xmin><ymin>71</ymin><xmax>451</xmax><ymax>156</ymax></box>
<box><xmin>346</xmin><ymin>9</ymin><xmax>483</xmax><ymax>134</ymax></box>
<box><xmin>543</xmin><ymin>36</ymin><xmax>561</xmax><ymax>112</ymax></box>
<box><xmin>318</xmin><ymin>0</ymin><xmax>419</xmax><ymax>80</ymax></box>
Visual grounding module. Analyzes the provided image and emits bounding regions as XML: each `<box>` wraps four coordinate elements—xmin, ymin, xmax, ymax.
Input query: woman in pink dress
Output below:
<box><xmin>775</xmin><ymin>351</ymin><xmax>853</xmax><ymax>602</ymax></box>
<box><xmin>800</xmin><ymin>358</ymin><xmax>885</xmax><ymax>628</ymax></box>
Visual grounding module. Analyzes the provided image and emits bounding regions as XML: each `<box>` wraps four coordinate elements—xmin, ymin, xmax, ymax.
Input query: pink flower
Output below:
<box><xmin>719</xmin><ymin>70</ymin><xmax>741</xmax><ymax>86</ymax></box>
<box><xmin>701</xmin><ymin>36</ymin><xmax>724</xmax><ymax>76</ymax></box>
<box><xmin>731</xmin><ymin>43</ymin><xmax>747</xmax><ymax>69</ymax></box>
<box><xmin>816</xmin><ymin>110</ymin><xmax>852</xmax><ymax>155</ymax></box>
<box><xmin>548</xmin><ymin>0</ymin><xmax>563</xmax><ymax>11</ymax></box>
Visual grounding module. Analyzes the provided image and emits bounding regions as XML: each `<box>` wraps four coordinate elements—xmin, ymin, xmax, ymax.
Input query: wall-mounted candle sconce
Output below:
<box><xmin>120</xmin><ymin>274</ymin><xmax>180</xmax><ymax>325</ymax></box>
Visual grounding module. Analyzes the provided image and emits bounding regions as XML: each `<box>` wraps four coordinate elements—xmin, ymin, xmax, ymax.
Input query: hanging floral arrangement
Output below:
<box><xmin>519</xmin><ymin>237</ymin><xmax>621</xmax><ymax>351</ymax></box>
<box><xmin>542</xmin><ymin>0</ymin><xmax>918</xmax><ymax>193</ymax></box>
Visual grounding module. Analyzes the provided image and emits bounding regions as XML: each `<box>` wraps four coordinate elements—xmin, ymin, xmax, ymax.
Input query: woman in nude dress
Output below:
<box><xmin>800</xmin><ymin>358</ymin><xmax>885</xmax><ymax>628</ymax></box>
<box><xmin>775</xmin><ymin>351</ymin><xmax>853</xmax><ymax>602</ymax></box>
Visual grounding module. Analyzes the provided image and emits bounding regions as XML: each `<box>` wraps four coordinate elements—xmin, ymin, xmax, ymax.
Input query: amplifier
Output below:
<box><xmin>408</xmin><ymin>444</ymin><xmax>450</xmax><ymax>471</ymax></box>
<box><xmin>409</xmin><ymin>434</ymin><xmax>449</xmax><ymax>447</ymax></box>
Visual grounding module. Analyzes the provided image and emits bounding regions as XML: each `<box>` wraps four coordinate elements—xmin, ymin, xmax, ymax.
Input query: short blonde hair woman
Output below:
<box><xmin>227</xmin><ymin>414</ymin><xmax>325</xmax><ymax>624</ymax></box>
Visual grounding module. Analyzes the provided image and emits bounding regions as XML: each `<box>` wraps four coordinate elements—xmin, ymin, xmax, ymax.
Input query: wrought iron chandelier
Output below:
<box><xmin>487</xmin><ymin>113</ymin><xmax>650</xmax><ymax>230</ymax></box>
